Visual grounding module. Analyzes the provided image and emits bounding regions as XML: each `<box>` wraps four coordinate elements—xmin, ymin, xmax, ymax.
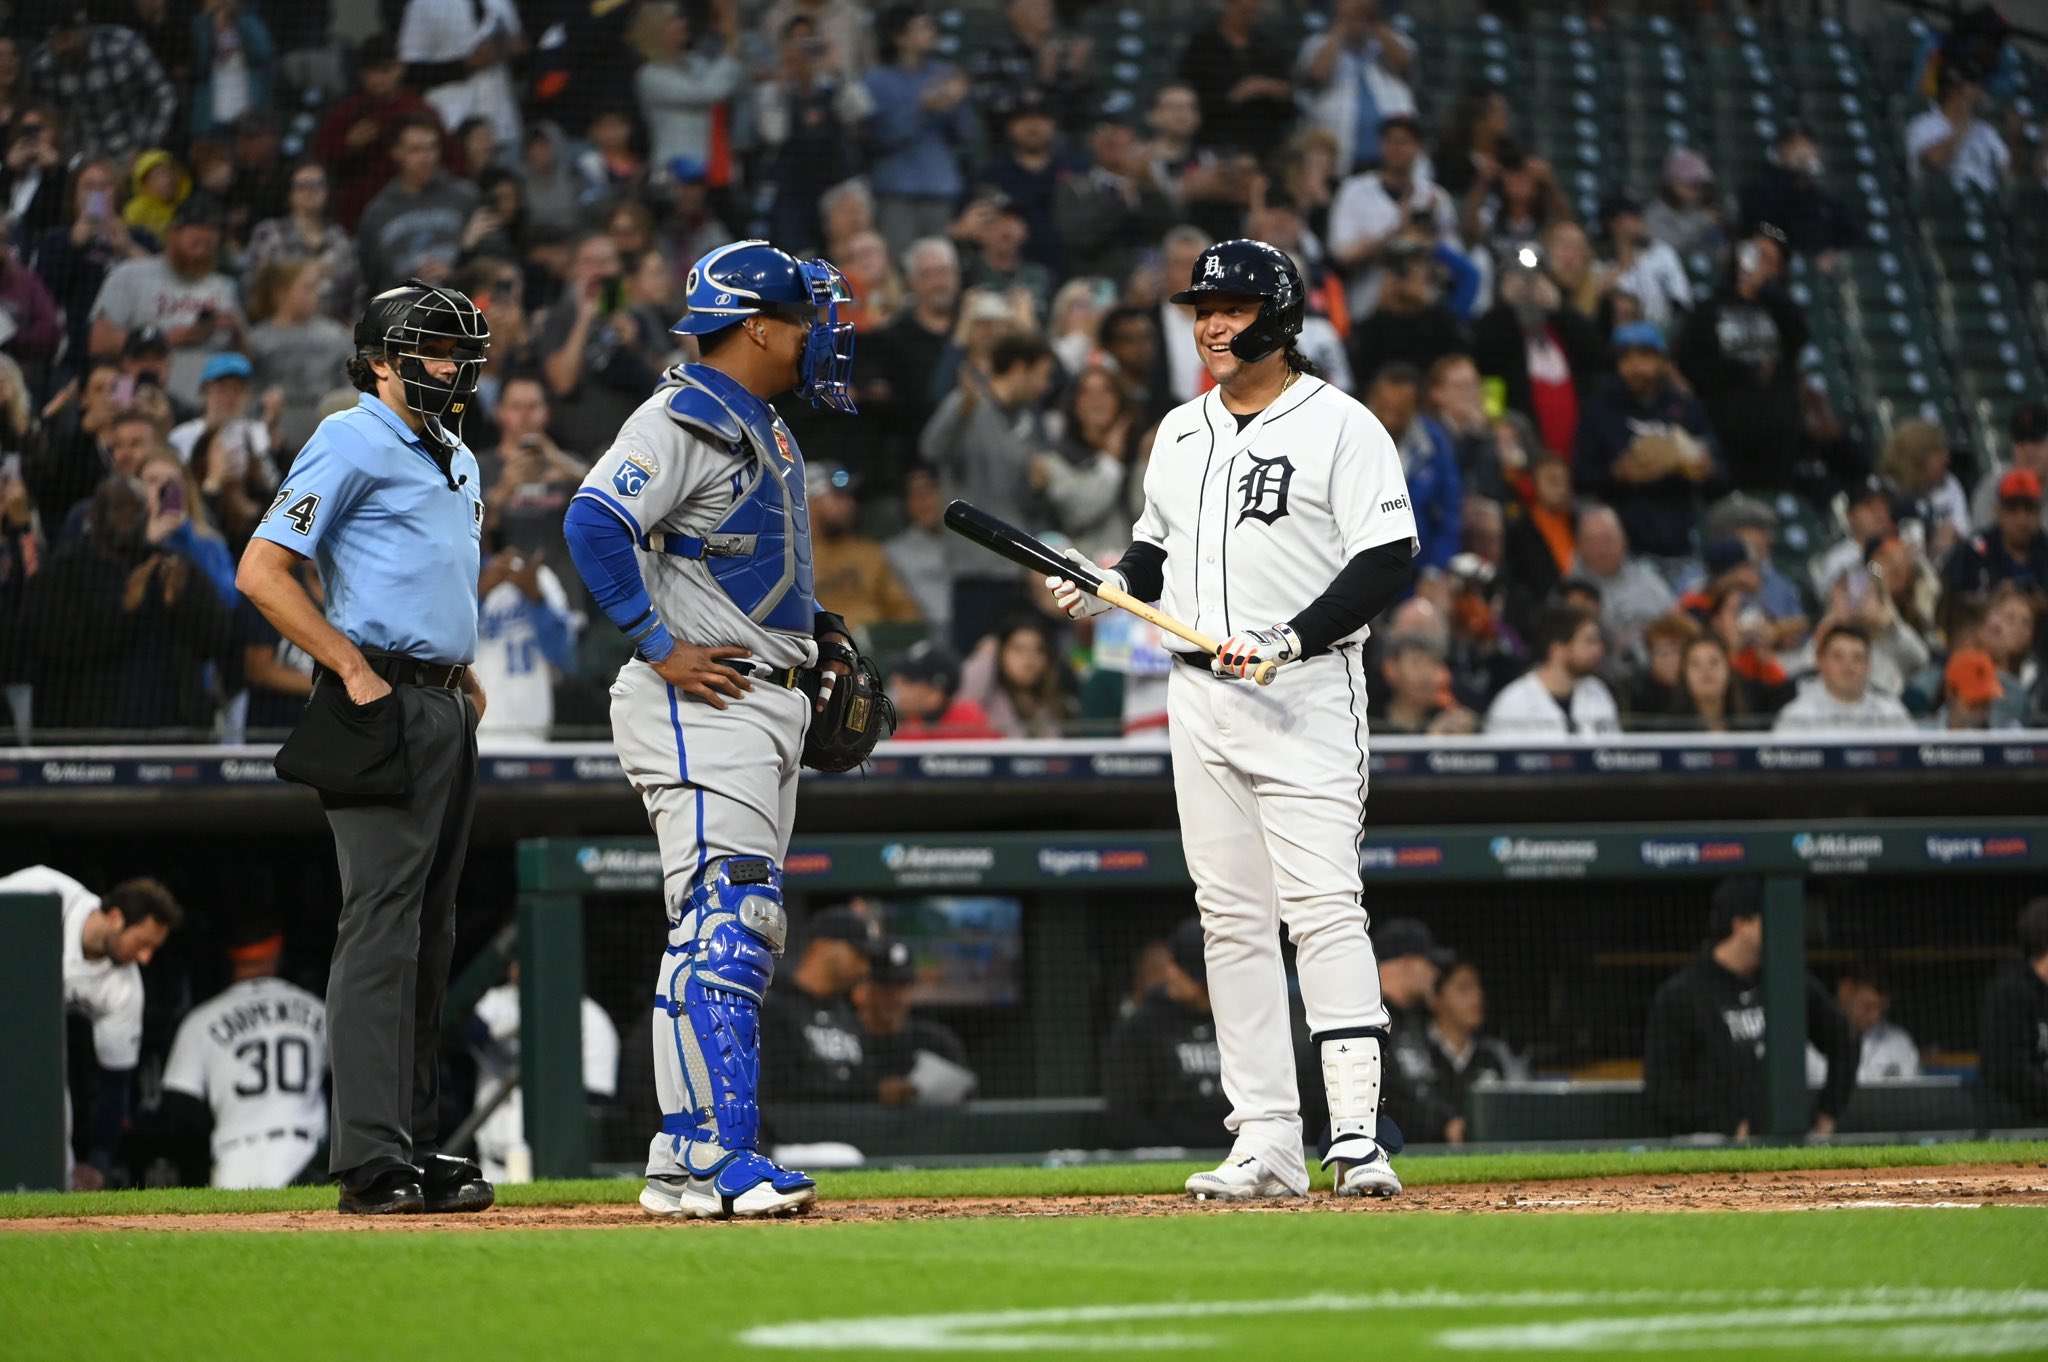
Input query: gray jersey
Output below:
<box><xmin>578</xmin><ymin>375</ymin><xmax>818</xmax><ymax>673</ymax></box>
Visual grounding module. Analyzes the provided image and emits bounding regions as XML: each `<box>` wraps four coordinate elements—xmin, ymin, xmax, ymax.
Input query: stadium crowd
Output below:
<box><xmin>0</xmin><ymin>0</ymin><xmax>2045</xmax><ymax>745</ymax></box>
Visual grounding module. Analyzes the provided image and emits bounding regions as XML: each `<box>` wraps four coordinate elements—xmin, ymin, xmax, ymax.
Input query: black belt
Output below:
<box><xmin>729</xmin><ymin>660</ymin><xmax>804</xmax><ymax>689</ymax></box>
<box><xmin>357</xmin><ymin>650</ymin><xmax>467</xmax><ymax>691</ymax></box>
<box><xmin>1172</xmin><ymin>651</ymin><xmax>1212</xmax><ymax>671</ymax></box>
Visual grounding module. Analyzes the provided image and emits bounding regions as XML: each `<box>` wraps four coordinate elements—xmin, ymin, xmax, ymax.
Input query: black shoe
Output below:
<box><xmin>419</xmin><ymin>1153</ymin><xmax>495</xmax><ymax>1214</ymax></box>
<box><xmin>337</xmin><ymin>1168</ymin><xmax>425</xmax><ymax>1215</ymax></box>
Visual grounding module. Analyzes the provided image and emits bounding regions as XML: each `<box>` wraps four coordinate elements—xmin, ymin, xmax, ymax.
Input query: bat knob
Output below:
<box><xmin>1252</xmin><ymin>660</ymin><xmax>1279</xmax><ymax>687</ymax></box>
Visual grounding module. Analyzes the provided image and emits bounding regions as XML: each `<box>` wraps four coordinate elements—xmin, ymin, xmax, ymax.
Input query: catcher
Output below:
<box><xmin>561</xmin><ymin>240</ymin><xmax>892</xmax><ymax>1222</ymax></box>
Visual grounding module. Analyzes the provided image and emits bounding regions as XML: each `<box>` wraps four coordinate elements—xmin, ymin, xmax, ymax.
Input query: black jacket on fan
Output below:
<box><xmin>1643</xmin><ymin>950</ymin><xmax>1857</xmax><ymax>1135</ymax></box>
<box><xmin>1101</xmin><ymin>990</ymin><xmax>1230</xmax><ymax>1148</ymax></box>
<box><xmin>1383</xmin><ymin>1001</ymin><xmax>1460</xmax><ymax>1143</ymax></box>
<box><xmin>863</xmin><ymin>1016</ymin><xmax>972</xmax><ymax>1084</ymax></box>
<box><xmin>1979</xmin><ymin>960</ymin><xmax>2048</xmax><ymax>1124</ymax></box>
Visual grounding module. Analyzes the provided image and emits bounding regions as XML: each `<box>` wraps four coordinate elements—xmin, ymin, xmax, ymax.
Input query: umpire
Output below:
<box><xmin>236</xmin><ymin>280</ymin><xmax>495</xmax><ymax>1215</ymax></box>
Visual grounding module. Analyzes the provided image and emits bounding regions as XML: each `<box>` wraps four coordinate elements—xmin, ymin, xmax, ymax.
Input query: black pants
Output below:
<box><xmin>323</xmin><ymin>684</ymin><xmax>477</xmax><ymax>1189</ymax></box>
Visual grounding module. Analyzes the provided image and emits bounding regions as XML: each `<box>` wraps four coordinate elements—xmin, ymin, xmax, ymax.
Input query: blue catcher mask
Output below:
<box><xmin>796</xmin><ymin>258</ymin><xmax>857</xmax><ymax>414</ymax></box>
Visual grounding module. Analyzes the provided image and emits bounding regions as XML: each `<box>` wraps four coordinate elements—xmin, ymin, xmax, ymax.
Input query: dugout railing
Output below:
<box><xmin>505</xmin><ymin>819</ymin><xmax>2048</xmax><ymax>1178</ymax></box>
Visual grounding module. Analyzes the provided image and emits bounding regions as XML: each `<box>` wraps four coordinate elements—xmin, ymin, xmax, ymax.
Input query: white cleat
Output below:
<box><xmin>1331</xmin><ymin>1145</ymin><xmax>1403</xmax><ymax>1199</ymax></box>
<box><xmin>639</xmin><ymin>1174</ymin><xmax>817</xmax><ymax>1220</ymax></box>
<box><xmin>1185</xmin><ymin>1155</ymin><xmax>1310</xmax><ymax>1201</ymax></box>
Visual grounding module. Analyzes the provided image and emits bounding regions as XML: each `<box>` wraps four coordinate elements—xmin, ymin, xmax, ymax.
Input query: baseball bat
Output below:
<box><xmin>942</xmin><ymin>499</ymin><xmax>1278</xmax><ymax>686</ymax></box>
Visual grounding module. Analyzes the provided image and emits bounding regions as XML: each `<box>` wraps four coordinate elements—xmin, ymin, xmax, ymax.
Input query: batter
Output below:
<box><xmin>562</xmin><ymin>239</ymin><xmax>873</xmax><ymax>1220</ymax></box>
<box><xmin>1051</xmin><ymin>239</ymin><xmax>1419</xmax><ymax>1199</ymax></box>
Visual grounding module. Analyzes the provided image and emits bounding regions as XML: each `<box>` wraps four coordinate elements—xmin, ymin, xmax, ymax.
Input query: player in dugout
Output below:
<box><xmin>1645</xmin><ymin>876</ymin><xmax>1858</xmax><ymax>1138</ymax></box>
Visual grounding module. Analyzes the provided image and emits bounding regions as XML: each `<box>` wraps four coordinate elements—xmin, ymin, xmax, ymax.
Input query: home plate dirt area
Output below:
<box><xmin>7</xmin><ymin>1162</ymin><xmax>2044</xmax><ymax>1233</ymax></box>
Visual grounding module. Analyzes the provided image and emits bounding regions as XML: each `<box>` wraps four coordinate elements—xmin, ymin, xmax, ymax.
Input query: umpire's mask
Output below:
<box><xmin>356</xmin><ymin>280</ymin><xmax>491</xmax><ymax>454</ymax></box>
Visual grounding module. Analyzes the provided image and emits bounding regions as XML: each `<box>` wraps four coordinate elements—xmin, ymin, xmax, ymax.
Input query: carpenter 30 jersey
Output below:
<box><xmin>573</xmin><ymin>363</ymin><xmax>819</xmax><ymax>672</ymax></box>
<box><xmin>161</xmin><ymin>977</ymin><xmax>328</xmax><ymax>1159</ymax></box>
<box><xmin>1132</xmin><ymin>375</ymin><xmax>1418</xmax><ymax>648</ymax></box>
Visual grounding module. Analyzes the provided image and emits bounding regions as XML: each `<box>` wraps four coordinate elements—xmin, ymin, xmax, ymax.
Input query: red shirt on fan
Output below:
<box><xmin>892</xmin><ymin>699</ymin><xmax>1004</xmax><ymax>741</ymax></box>
<box><xmin>1526</xmin><ymin>327</ymin><xmax>1580</xmax><ymax>458</ymax></box>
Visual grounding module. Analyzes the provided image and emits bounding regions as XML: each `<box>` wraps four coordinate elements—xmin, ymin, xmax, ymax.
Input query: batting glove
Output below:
<box><xmin>1045</xmin><ymin>548</ymin><xmax>1120</xmax><ymax>621</ymax></box>
<box><xmin>1213</xmin><ymin>624</ymin><xmax>1301</xmax><ymax>679</ymax></box>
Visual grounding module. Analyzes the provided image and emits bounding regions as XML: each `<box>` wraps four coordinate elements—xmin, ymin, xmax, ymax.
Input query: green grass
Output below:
<box><xmin>3</xmin><ymin>1207</ymin><xmax>2044</xmax><ymax>1361</ymax></box>
<box><xmin>4</xmin><ymin>1139</ymin><xmax>2043</xmax><ymax>1220</ymax></box>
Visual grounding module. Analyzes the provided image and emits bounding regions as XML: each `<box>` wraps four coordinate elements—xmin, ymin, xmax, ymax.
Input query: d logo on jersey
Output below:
<box><xmin>1235</xmin><ymin>452</ymin><xmax>1294</xmax><ymax>526</ymax></box>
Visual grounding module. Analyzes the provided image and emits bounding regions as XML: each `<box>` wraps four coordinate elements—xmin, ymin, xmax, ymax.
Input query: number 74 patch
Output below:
<box><xmin>262</xmin><ymin>487</ymin><xmax>322</xmax><ymax>535</ymax></box>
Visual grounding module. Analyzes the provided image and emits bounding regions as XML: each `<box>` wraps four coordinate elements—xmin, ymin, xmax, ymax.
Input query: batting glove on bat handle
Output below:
<box><xmin>1045</xmin><ymin>549</ymin><xmax>1120</xmax><ymax>620</ymax></box>
<box><xmin>1214</xmin><ymin>624</ymin><xmax>1299</xmax><ymax>684</ymax></box>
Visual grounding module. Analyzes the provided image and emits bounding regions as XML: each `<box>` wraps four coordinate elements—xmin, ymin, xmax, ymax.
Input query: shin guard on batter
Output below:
<box><xmin>1315</xmin><ymin>1026</ymin><xmax>1398</xmax><ymax>1166</ymax></box>
<box><xmin>648</xmin><ymin>858</ymin><xmax>814</xmax><ymax>1203</ymax></box>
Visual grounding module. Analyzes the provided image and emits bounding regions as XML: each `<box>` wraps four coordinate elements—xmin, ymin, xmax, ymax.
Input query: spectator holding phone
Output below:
<box><xmin>29</xmin><ymin>159</ymin><xmax>147</xmax><ymax>367</ymax></box>
<box><xmin>472</xmin><ymin>544</ymin><xmax>579</xmax><ymax>746</ymax></box>
<box><xmin>536</xmin><ymin>232</ymin><xmax>663</xmax><ymax>457</ymax></box>
<box><xmin>481</xmin><ymin>374</ymin><xmax>586</xmax><ymax>555</ymax></box>
<box><xmin>136</xmin><ymin>448</ymin><xmax>235</xmax><ymax>605</ymax></box>
<box><xmin>2</xmin><ymin>102</ymin><xmax>71</xmax><ymax>241</ymax></box>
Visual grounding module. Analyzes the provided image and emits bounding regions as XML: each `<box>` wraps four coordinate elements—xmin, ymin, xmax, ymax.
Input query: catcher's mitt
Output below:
<box><xmin>800</xmin><ymin>642</ymin><xmax>896</xmax><ymax>772</ymax></box>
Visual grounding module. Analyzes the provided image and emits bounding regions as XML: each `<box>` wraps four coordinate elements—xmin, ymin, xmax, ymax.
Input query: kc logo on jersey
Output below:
<box><xmin>1235</xmin><ymin>452</ymin><xmax>1294</xmax><ymax>526</ymax></box>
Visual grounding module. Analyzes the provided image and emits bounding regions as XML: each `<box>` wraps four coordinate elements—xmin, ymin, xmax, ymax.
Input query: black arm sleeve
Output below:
<box><xmin>1807</xmin><ymin>977</ymin><xmax>1859</xmax><ymax>1120</ymax></box>
<box><xmin>1113</xmin><ymin>542</ymin><xmax>1166</xmax><ymax>602</ymax></box>
<box><xmin>1286</xmin><ymin>541</ymin><xmax>1417</xmax><ymax>657</ymax></box>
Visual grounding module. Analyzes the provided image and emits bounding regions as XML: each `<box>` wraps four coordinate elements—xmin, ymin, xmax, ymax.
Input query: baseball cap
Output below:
<box><xmin>805</xmin><ymin>461</ymin><xmax>856</xmax><ymax>498</ymax></box>
<box><xmin>1168</xmin><ymin>917</ymin><xmax>1207</xmax><ymax>988</ymax></box>
<box><xmin>1612</xmin><ymin>321</ymin><xmax>1666</xmax><ymax>354</ymax></box>
<box><xmin>1000</xmin><ymin>85</ymin><xmax>1054</xmax><ymax>122</ymax></box>
<box><xmin>173</xmin><ymin>193</ymin><xmax>226</xmax><ymax>229</ymax></box>
<box><xmin>200</xmin><ymin>352</ymin><xmax>253</xmax><ymax>385</ymax></box>
<box><xmin>1999</xmin><ymin>468</ymin><xmax>2043</xmax><ymax>504</ymax></box>
<box><xmin>892</xmin><ymin>640</ymin><xmax>962</xmax><ymax>693</ymax></box>
<box><xmin>1945</xmin><ymin>647</ymin><xmax>2004</xmax><ymax>706</ymax></box>
<box><xmin>1703</xmin><ymin>537</ymin><xmax>1750</xmax><ymax>578</ymax></box>
<box><xmin>868</xmin><ymin>936</ymin><xmax>916</xmax><ymax>986</ymax></box>
<box><xmin>1599</xmin><ymin>190</ymin><xmax>1646</xmax><ymax>223</ymax></box>
<box><xmin>123</xmin><ymin>327</ymin><xmax>170</xmax><ymax>358</ymax></box>
<box><xmin>2010</xmin><ymin>402</ymin><xmax>2048</xmax><ymax>443</ymax></box>
<box><xmin>1850</xmin><ymin>472</ymin><xmax>1901</xmax><ymax>509</ymax></box>
<box><xmin>1708</xmin><ymin>876</ymin><xmax>1764</xmax><ymax>937</ymax></box>
<box><xmin>1377</xmin><ymin>112</ymin><xmax>1423</xmax><ymax>140</ymax></box>
<box><xmin>964</xmin><ymin>291</ymin><xmax>1014</xmax><ymax>323</ymax></box>
<box><xmin>1373</xmin><ymin>917</ymin><xmax>1453</xmax><ymax>967</ymax></box>
<box><xmin>1706</xmin><ymin>492</ymin><xmax>1778</xmax><ymax>539</ymax></box>
<box><xmin>806</xmin><ymin>905</ymin><xmax>873</xmax><ymax>949</ymax></box>
<box><xmin>667</xmin><ymin>156</ymin><xmax>708</xmax><ymax>186</ymax></box>
<box><xmin>1382</xmin><ymin>236</ymin><xmax>1432</xmax><ymax>269</ymax></box>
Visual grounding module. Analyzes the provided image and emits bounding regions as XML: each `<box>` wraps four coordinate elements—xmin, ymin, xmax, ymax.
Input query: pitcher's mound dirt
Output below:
<box><xmin>6</xmin><ymin>1163</ymin><xmax>2045</xmax><ymax>1233</ymax></box>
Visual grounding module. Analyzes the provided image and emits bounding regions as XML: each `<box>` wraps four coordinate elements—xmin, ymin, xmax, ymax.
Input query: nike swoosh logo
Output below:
<box><xmin>1176</xmin><ymin>429</ymin><xmax>1199</xmax><ymax>442</ymax></box>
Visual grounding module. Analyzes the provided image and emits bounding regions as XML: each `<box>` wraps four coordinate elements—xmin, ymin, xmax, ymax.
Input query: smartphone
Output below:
<box><xmin>86</xmin><ymin>189</ymin><xmax>112</xmax><ymax>221</ymax></box>
<box><xmin>112</xmin><ymin>373</ymin><xmax>138</xmax><ymax>406</ymax></box>
<box><xmin>1</xmin><ymin>454</ymin><xmax>21</xmax><ymax>486</ymax></box>
<box><xmin>158</xmin><ymin>478</ymin><xmax>186</xmax><ymax>517</ymax></box>
<box><xmin>601</xmin><ymin>277</ymin><xmax>623</xmax><ymax>315</ymax></box>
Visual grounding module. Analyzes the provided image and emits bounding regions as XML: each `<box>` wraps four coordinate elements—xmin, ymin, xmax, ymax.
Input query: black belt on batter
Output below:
<box><xmin>356</xmin><ymin>649</ymin><xmax>467</xmax><ymax>691</ymax></box>
<box><xmin>728</xmin><ymin>660</ymin><xmax>804</xmax><ymax>688</ymax></box>
<box><xmin>219</xmin><ymin>1126</ymin><xmax>317</xmax><ymax>1151</ymax></box>
<box><xmin>1172</xmin><ymin>651</ymin><xmax>1212</xmax><ymax>671</ymax></box>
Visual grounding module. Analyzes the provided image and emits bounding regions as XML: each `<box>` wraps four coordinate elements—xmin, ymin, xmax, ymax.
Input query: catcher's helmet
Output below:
<box><xmin>671</xmin><ymin>239</ymin><xmax>858</xmax><ymax>414</ymax></box>
<box><xmin>353</xmin><ymin>280</ymin><xmax>490</xmax><ymax>453</ymax></box>
<box><xmin>1169</xmin><ymin>238</ymin><xmax>1305</xmax><ymax>364</ymax></box>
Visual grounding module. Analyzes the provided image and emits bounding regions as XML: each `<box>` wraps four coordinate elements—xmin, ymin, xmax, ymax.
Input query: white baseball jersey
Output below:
<box><xmin>1125</xmin><ymin>373</ymin><xmax>1417</xmax><ymax>1187</ymax></box>
<box><xmin>161</xmin><ymin>977</ymin><xmax>328</xmax><ymax>1188</ymax></box>
<box><xmin>473</xmin><ymin>566</ymin><xmax>580</xmax><ymax>746</ymax></box>
<box><xmin>470</xmin><ymin>982</ymin><xmax>620</xmax><ymax>1182</ymax></box>
<box><xmin>1133</xmin><ymin>374</ymin><xmax>1419</xmax><ymax>649</ymax></box>
<box><xmin>0</xmin><ymin>865</ymin><xmax>143</xmax><ymax>1070</ymax></box>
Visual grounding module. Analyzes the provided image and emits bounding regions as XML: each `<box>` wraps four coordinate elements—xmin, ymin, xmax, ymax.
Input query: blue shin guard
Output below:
<box><xmin>652</xmin><ymin>858</ymin><xmax>807</xmax><ymax>1189</ymax></box>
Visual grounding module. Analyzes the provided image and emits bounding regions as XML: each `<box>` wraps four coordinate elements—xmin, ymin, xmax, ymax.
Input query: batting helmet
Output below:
<box><xmin>672</xmin><ymin>239</ymin><xmax>858</xmax><ymax>414</ymax></box>
<box><xmin>1169</xmin><ymin>238</ymin><xmax>1305</xmax><ymax>364</ymax></box>
<box><xmin>351</xmin><ymin>279</ymin><xmax>490</xmax><ymax>453</ymax></box>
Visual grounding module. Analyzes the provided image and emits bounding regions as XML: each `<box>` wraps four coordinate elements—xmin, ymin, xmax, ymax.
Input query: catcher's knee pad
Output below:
<box><xmin>656</xmin><ymin>858</ymin><xmax>787</xmax><ymax>1172</ymax></box>
<box><xmin>1314</xmin><ymin>1026</ymin><xmax>1404</xmax><ymax>1164</ymax></box>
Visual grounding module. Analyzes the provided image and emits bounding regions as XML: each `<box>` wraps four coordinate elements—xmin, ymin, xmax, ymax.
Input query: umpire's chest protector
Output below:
<box><xmin>662</xmin><ymin>363</ymin><xmax>817</xmax><ymax>634</ymax></box>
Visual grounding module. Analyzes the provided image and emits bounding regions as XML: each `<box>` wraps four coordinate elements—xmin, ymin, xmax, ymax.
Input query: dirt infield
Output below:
<box><xmin>6</xmin><ymin>1163</ymin><xmax>2045</xmax><ymax>1233</ymax></box>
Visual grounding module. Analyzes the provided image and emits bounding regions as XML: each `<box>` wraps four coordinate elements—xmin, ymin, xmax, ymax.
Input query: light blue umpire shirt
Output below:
<box><xmin>252</xmin><ymin>392</ymin><xmax>485</xmax><ymax>665</ymax></box>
